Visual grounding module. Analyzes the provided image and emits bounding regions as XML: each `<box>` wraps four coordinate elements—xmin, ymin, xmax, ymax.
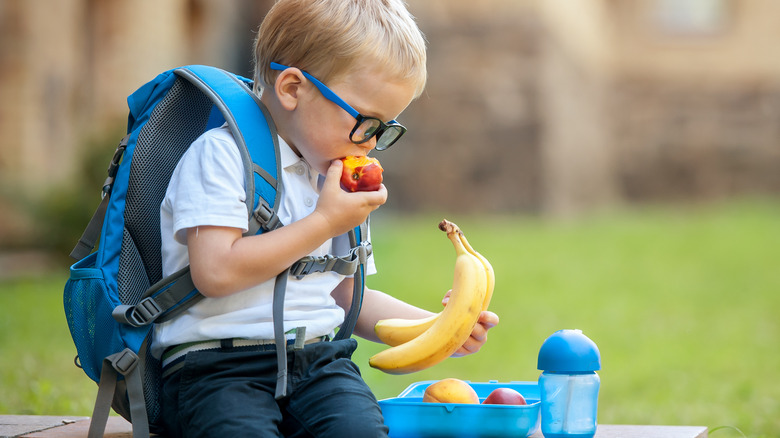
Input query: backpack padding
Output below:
<box><xmin>121</xmin><ymin>77</ymin><xmax>218</xmax><ymax>302</ymax></box>
<box><xmin>118</xmin><ymin>76</ymin><xmax>220</xmax><ymax>431</ymax></box>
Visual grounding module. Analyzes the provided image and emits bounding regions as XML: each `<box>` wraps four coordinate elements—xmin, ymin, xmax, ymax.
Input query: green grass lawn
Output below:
<box><xmin>2</xmin><ymin>199</ymin><xmax>779</xmax><ymax>437</ymax></box>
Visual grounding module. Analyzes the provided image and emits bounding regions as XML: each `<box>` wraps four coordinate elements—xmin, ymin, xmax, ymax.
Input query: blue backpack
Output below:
<box><xmin>64</xmin><ymin>65</ymin><xmax>370</xmax><ymax>438</ymax></box>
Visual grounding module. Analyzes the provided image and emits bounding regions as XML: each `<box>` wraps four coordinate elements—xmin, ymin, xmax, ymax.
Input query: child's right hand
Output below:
<box><xmin>314</xmin><ymin>159</ymin><xmax>387</xmax><ymax>236</ymax></box>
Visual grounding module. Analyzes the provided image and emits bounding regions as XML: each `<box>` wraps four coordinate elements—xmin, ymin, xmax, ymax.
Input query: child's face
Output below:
<box><xmin>289</xmin><ymin>67</ymin><xmax>417</xmax><ymax>175</ymax></box>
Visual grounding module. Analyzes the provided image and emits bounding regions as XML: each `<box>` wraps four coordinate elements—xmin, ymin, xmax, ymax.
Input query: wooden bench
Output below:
<box><xmin>1</xmin><ymin>416</ymin><xmax>135</xmax><ymax>438</ymax></box>
<box><xmin>1</xmin><ymin>415</ymin><xmax>708</xmax><ymax>437</ymax></box>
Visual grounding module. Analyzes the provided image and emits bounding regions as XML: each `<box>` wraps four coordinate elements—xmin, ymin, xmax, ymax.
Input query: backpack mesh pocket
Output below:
<box><xmin>64</xmin><ymin>253</ymin><xmax>124</xmax><ymax>382</ymax></box>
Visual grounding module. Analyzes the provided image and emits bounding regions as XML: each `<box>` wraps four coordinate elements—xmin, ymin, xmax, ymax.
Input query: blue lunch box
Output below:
<box><xmin>379</xmin><ymin>380</ymin><xmax>541</xmax><ymax>438</ymax></box>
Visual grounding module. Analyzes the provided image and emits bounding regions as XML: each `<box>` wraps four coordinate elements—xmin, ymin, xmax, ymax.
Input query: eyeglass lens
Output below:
<box><xmin>351</xmin><ymin>119</ymin><xmax>382</xmax><ymax>143</ymax></box>
<box><xmin>351</xmin><ymin>119</ymin><xmax>404</xmax><ymax>150</ymax></box>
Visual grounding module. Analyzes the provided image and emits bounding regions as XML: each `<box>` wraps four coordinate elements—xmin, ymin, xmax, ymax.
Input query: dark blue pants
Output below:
<box><xmin>160</xmin><ymin>338</ymin><xmax>389</xmax><ymax>438</ymax></box>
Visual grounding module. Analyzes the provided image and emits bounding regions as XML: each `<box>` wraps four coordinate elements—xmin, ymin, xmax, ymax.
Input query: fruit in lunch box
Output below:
<box><xmin>482</xmin><ymin>388</ymin><xmax>527</xmax><ymax>405</ymax></box>
<box><xmin>422</xmin><ymin>378</ymin><xmax>479</xmax><ymax>404</ymax></box>
<box><xmin>340</xmin><ymin>155</ymin><xmax>383</xmax><ymax>192</ymax></box>
<box><xmin>368</xmin><ymin>220</ymin><xmax>487</xmax><ymax>374</ymax></box>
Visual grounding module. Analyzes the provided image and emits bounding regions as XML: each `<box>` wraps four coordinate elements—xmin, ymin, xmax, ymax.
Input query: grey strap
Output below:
<box><xmin>112</xmin><ymin>266</ymin><xmax>202</xmax><ymax>327</ymax></box>
<box><xmin>70</xmin><ymin>195</ymin><xmax>109</xmax><ymax>260</ymax></box>
<box><xmin>333</xmin><ymin>265</ymin><xmax>364</xmax><ymax>341</ymax></box>
<box><xmin>272</xmin><ymin>222</ymin><xmax>370</xmax><ymax>398</ymax></box>
<box><xmin>292</xmin><ymin>326</ymin><xmax>306</xmax><ymax>350</ymax></box>
<box><xmin>290</xmin><ymin>242</ymin><xmax>371</xmax><ymax>279</ymax></box>
<box><xmin>147</xmin><ymin>269</ymin><xmax>203</xmax><ymax>323</ymax></box>
<box><xmin>70</xmin><ymin>134</ymin><xmax>129</xmax><ymax>261</ymax></box>
<box><xmin>88</xmin><ymin>349</ymin><xmax>148</xmax><ymax>438</ymax></box>
<box><xmin>333</xmin><ymin>225</ymin><xmax>368</xmax><ymax>341</ymax></box>
<box><xmin>88</xmin><ymin>359</ymin><xmax>115</xmax><ymax>438</ymax></box>
<box><xmin>273</xmin><ymin>269</ymin><xmax>290</xmax><ymax>399</ymax></box>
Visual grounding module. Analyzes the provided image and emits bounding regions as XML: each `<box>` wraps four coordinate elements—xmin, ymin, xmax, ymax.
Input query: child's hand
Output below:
<box><xmin>441</xmin><ymin>290</ymin><xmax>499</xmax><ymax>357</ymax></box>
<box><xmin>452</xmin><ymin>310</ymin><xmax>499</xmax><ymax>357</ymax></box>
<box><xmin>314</xmin><ymin>159</ymin><xmax>387</xmax><ymax>236</ymax></box>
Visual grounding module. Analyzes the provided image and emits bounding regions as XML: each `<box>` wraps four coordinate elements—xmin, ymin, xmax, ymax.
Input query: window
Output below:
<box><xmin>653</xmin><ymin>0</ymin><xmax>729</xmax><ymax>35</ymax></box>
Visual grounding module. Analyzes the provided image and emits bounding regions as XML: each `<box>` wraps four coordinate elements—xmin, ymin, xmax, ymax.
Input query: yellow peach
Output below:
<box><xmin>422</xmin><ymin>378</ymin><xmax>479</xmax><ymax>404</ymax></box>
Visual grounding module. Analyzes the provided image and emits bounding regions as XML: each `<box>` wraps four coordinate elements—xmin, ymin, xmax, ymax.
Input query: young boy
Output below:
<box><xmin>154</xmin><ymin>0</ymin><xmax>499</xmax><ymax>436</ymax></box>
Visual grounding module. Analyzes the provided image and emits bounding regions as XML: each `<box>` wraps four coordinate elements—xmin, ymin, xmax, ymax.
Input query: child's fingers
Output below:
<box><xmin>478</xmin><ymin>310</ymin><xmax>499</xmax><ymax>330</ymax></box>
<box><xmin>324</xmin><ymin>159</ymin><xmax>343</xmax><ymax>185</ymax></box>
<box><xmin>441</xmin><ymin>289</ymin><xmax>453</xmax><ymax>307</ymax></box>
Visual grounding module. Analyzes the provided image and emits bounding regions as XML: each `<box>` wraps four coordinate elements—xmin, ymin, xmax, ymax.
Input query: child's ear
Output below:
<box><xmin>274</xmin><ymin>69</ymin><xmax>305</xmax><ymax>111</ymax></box>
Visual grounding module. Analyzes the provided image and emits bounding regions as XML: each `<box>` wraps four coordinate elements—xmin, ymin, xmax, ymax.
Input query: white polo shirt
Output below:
<box><xmin>151</xmin><ymin>125</ymin><xmax>375</xmax><ymax>358</ymax></box>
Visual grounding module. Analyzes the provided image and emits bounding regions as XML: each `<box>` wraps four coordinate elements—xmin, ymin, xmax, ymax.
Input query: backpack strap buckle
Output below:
<box><xmin>289</xmin><ymin>242</ymin><xmax>372</xmax><ymax>280</ymax></box>
<box><xmin>355</xmin><ymin>241</ymin><xmax>372</xmax><ymax>264</ymax></box>
<box><xmin>102</xmin><ymin>135</ymin><xmax>129</xmax><ymax>199</ymax></box>
<box><xmin>109</xmin><ymin>349</ymin><xmax>139</xmax><ymax>375</ymax></box>
<box><xmin>112</xmin><ymin>297</ymin><xmax>163</xmax><ymax>327</ymax></box>
<box><xmin>132</xmin><ymin>297</ymin><xmax>163</xmax><ymax>325</ymax></box>
<box><xmin>290</xmin><ymin>254</ymin><xmax>337</xmax><ymax>279</ymax></box>
<box><xmin>252</xmin><ymin>201</ymin><xmax>282</xmax><ymax>232</ymax></box>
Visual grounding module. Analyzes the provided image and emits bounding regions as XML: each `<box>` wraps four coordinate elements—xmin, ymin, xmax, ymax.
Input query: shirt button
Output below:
<box><xmin>304</xmin><ymin>197</ymin><xmax>314</xmax><ymax>207</ymax></box>
<box><xmin>295</xmin><ymin>165</ymin><xmax>305</xmax><ymax>176</ymax></box>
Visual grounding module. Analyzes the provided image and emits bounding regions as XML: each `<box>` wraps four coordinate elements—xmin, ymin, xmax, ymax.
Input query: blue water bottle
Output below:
<box><xmin>537</xmin><ymin>329</ymin><xmax>601</xmax><ymax>438</ymax></box>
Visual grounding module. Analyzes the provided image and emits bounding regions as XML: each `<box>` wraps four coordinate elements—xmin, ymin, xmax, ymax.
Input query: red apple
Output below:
<box><xmin>340</xmin><ymin>156</ymin><xmax>383</xmax><ymax>192</ymax></box>
<box><xmin>482</xmin><ymin>388</ymin><xmax>527</xmax><ymax>405</ymax></box>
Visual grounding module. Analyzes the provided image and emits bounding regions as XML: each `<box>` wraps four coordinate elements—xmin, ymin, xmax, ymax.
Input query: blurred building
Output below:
<box><xmin>2</xmin><ymin>0</ymin><xmax>779</xmax><ymax>244</ymax></box>
<box><xmin>0</xmin><ymin>0</ymin><xmax>272</xmax><ymax>245</ymax></box>
<box><xmin>393</xmin><ymin>0</ymin><xmax>780</xmax><ymax>215</ymax></box>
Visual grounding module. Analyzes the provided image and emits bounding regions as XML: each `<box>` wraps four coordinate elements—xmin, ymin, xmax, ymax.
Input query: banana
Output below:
<box><xmin>368</xmin><ymin>220</ymin><xmax>487</xmax><ymax>374</ymax></box>
<box><xmin>373</xmin><ymin>222</ymin><xmax>494</xmax><ymax>347</ymax></box>
<box><xmin>373</xmin><ymin>313</ymin><xmax>440</xmax><ymax>347</ymax></box>
<box><xmin>459</xmin><ymin>230</ymin><xmax>495</xmax><ymax>312</ymax></box>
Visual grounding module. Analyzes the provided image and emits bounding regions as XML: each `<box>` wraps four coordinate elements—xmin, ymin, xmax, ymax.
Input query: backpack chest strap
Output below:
<box><xmin>290</xmin><ymin>242</ymin><xmax>372</xmax><ymax>279</ymax></box>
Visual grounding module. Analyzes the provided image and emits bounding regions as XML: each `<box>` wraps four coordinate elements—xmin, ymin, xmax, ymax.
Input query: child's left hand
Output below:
<box><xmin>452</xmin><ymin>310</ymin><xmax>499</xmax><ymax>357</ymax></box>
<box><xmin>441</xmin><ymin>290</ymin><xmax>499</xmax><ymax>357</ymax></box>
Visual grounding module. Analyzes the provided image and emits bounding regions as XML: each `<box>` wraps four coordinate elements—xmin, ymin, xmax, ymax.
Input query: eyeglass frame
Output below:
<box><xmin>269</xmin><ymin>62</ymin><xmax>407</xmax><ymax>151</ymax></box>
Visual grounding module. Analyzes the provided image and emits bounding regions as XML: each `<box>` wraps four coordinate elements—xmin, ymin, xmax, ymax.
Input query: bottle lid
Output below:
<box><xmin>537</xmin><ymin>329</ymin><xmax>601</xmax><ymax>372</ymax></box>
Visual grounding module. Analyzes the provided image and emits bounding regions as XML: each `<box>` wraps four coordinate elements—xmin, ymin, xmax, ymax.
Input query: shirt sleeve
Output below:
<box><xmin>165</xmin><ymin>127</ymin><xmax>249</xmax><ymax>245</ymax></box>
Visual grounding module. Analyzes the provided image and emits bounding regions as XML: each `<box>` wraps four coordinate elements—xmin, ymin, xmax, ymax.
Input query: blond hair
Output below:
<box><xmin>253</xmin><ymin>0</ymin><xmax>427</xmax><ymax>97</ymax></box>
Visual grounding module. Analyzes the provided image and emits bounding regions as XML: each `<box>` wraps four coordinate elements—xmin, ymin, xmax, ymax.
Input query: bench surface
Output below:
<box><xmin>1</xmin><ymin>415</ymin><xmax>708</xmax><ymax>438</ymax></box>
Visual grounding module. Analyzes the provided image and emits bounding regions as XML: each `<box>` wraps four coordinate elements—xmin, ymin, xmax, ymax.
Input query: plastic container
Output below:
<box><xmin>379</xmin><ymin>380</ymin><xmax>541</xmax><ymax>438</ymax></box>
<box><xmin>537</xmin><ymin>329</ymin><xmax>601</xmax><ymax>438</ymax></box>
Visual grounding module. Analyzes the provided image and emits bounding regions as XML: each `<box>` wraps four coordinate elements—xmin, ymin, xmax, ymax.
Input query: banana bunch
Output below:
<box><xmin>368</xmin><ymin>219</ymin><xmax>494</xmax><ymax>374</ymax></box>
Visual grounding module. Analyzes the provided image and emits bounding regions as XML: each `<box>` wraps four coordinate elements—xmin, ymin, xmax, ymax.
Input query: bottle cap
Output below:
<box><xmin>537</xmin><ymin>329</ymin><xmax>601</xmax><ymax>372</ymax></box>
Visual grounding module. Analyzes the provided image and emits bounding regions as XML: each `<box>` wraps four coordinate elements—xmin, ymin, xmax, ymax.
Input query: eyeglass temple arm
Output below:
<box><xmin>269</xmin><ymin>62</ymin><xmax>360</xmax><ymax>118</ymax></box>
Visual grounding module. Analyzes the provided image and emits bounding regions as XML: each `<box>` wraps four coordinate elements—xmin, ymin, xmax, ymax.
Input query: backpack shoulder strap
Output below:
<box><xmin>175</xmin><ymin>65</ymin><xmax>283</xmax><ymax>233</ymax></box>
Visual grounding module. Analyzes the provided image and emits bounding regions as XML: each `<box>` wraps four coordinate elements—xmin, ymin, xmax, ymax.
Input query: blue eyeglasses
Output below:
<box><xmin>270</xmin><ymin>62</ymin><xmax>406</xmax><ymax>151</ymax></box>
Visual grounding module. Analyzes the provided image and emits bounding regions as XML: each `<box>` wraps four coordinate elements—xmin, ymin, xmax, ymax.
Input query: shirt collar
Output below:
<box><xmin>278</xmin><ymin>136</ymin><xmax>303</xmax><ymax>170</ymax></box>
<box><xmin>278</xmin><ymin>136</ymin><xmax>320</xmax><ymax>188</ymax></box>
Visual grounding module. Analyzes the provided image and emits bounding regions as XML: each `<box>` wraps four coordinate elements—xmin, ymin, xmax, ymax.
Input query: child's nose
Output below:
<box><xmin>358</xmin><ymin>135</ymin><xmax>377</xmax><ymax>151</ymax></box>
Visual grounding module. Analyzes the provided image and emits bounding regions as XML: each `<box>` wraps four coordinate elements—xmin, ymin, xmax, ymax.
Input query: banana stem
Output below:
<box><xmin>439</xmin><ymin>219</ymin><xmax>466</xmax><ymax>253</ymax></box>
<box><xmin>438</xmin><ymin>219</ymin><xmax>462</xmax><ymax>235</ymax></box>
<box><xmin>441</xmin><ymin>218</ymin><xmax>494</xmax><ymax>313</ymax></box>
